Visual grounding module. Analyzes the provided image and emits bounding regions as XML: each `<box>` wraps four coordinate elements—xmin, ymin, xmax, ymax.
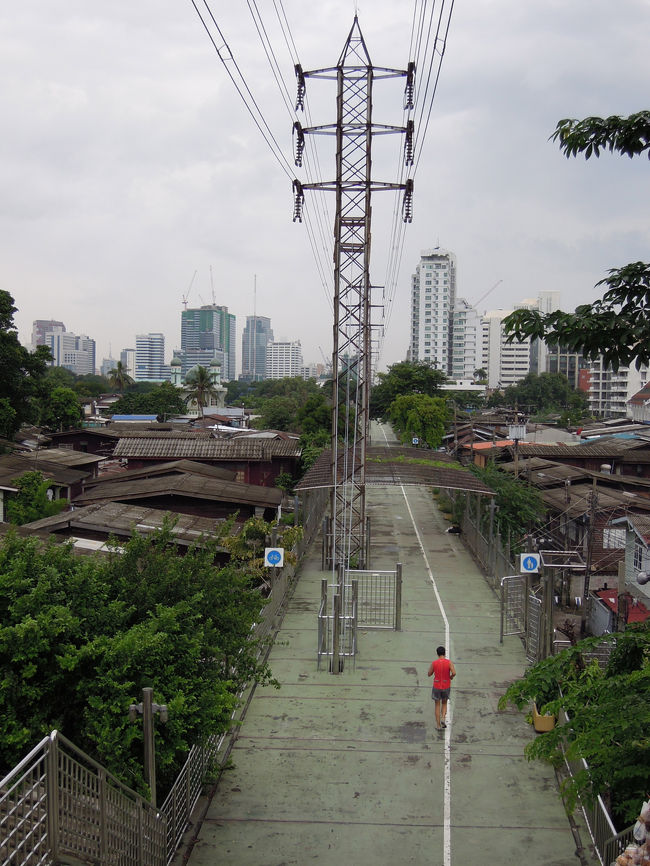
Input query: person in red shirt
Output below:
<box><xmin>428</xmin><ymin>645</ymin><xmax>456</xmax><ymax>730</ymax></box>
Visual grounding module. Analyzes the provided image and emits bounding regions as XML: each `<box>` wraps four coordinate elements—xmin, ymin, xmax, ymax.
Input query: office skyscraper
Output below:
<box><xmin>409</xmin><ymin>248</ymin><xmax>457</xmax><ymax>375</ymax></box>
<box><xmin>45</xmin><ymin>330</ymin><xmax>96</xmax><ymax>375</ymax></box>
<box><xmin>241</xmin><ymin>316</ymin><xmax>273</xmax><ymax>381</ymax></box>
<box><xmin>180</xmin><ymin>305</ymin><xmax>236</xmax><ymax>381</ymax></box>
<box><xmin>135</xmin><ymin>333</ymin><xmax>166</xmax><ymax>382</ymax></box>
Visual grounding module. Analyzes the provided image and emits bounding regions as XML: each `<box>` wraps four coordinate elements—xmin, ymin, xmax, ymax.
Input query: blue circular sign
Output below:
<box><xmin>522</xmin><ymin>554</ymin><xmax>539</xmax><ymax>572</ymax></box>
<box><xmin>267</xmin><ymin>549</ymin><xmax>282</xmax><ymax>565</ymax></box>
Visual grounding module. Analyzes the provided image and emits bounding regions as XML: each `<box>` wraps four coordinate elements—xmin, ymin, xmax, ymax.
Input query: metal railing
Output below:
<box><xmin>1</xmin><ymin>536</ymin><xmax>305</xmax><ymax>866</ymax></box>
<box><xmin>556</xmin><ymin>706</ymin><xmax>635</xmax><ymax>865</ymax></box>
<box><xmin>1</xmin><ymin>730</ymin><xmax>166</xmax><ymax>866</ymax></box>
<box><xmin>349</xmin><ymin>565</ymin><xmax>402</xmax><ymax>630</ymax></box>
<box><xmin>317</xmin><ymin>576</ymin><xmax>358</xmax><ymax>672</ymax></box>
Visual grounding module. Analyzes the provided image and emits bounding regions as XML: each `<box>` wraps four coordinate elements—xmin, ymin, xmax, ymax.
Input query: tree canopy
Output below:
<box><xmin>109</xmin><ymin>382</ymin><xmax>186</xmax><ymax>420</ymax></box>
<box><xmin>6</xmin><ymin>471</ymin><xmax>68</xmax><ymax>525</ymax></box>
<box><xmin>503</xmin><ymin>112</ymin><xmax>650</xmax><ymax>371</ymax></box>
<box><xmin>498</xmin><ymin>623</ymin><xmax>650</xmax><ymax>826</ymax></box>
<box><xmin>0</xmin><ymin>291</ymin><xmax>50</xmax><ymax>437</ymax></box>
<box><xmin>370</xmin><ymin>361</ymin><xmax>447</xmax><ymax>419</ymax></box>
<box><xmin>184</xmin><ymin>365</ymin><xmax>219</xmax><ymax>417</ymax></box>
<box><xmin>487</xmin><ymin>372</ymin><xmax>587</xmax><ymax>415</ymax></box>
<box><xmin>0</xmin><ymin>518</ymin><xmax>280</xmax><ymax>798</ymax></box>
<box><xmin>388</xmin><ymin>393</ymin><xmax>448</xmax><ymax>448</ymax></box>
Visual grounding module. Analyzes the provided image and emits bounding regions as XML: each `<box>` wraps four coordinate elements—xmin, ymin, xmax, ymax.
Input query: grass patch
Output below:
<box><xmin>367</xmin><ymin>455</ymin><xmax>469</xmax><ymax>471</ymax></box>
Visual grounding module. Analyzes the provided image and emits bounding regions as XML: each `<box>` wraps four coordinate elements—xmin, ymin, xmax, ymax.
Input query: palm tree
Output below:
<box><xmin>108</xmin><ymin>361</ymin><xmax>134</xmax><ymax>393</ymax></box>
<box><xmin>184</xmin><ymin>366</ymin><xmax>218</xmax><ymax>418</ymax></box>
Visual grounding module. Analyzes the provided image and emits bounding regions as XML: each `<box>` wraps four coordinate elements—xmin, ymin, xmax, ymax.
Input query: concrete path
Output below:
<box><xmin>182</xmin><ymin>424</ymin><xmax>597</xmax><ymax>866</ymax></box>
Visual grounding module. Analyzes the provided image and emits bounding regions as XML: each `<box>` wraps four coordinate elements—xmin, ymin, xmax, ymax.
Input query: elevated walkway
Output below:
<box><xmin>180</xmin><ymin>425</ymin><xmax>599</xmax><ymax>866</ymax></box>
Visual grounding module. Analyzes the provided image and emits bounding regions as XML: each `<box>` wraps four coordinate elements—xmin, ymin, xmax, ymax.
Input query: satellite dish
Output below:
<box><xmin>637</xmin><ymin>571</ymin><xmax>650</xmax><ymax>586</ymax></box>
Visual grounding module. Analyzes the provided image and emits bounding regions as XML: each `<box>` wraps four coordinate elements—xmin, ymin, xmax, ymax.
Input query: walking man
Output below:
<box><xmin>428</xmin><ymin>645</ymin><xmax>456</xmax><ymax>729</ymax></box>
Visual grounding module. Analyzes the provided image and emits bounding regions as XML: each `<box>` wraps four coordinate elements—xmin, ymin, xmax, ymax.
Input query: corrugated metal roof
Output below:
<box><xmin>296</xmin><ymin>449</ymin><xmax>495</xmax><ymax>496</ymax></box>
<box><xmin>25</xmin><ymin>502</ymin><xmax>230</xmax><ymax>545</ymax></box>
<box><xmin>75</xmin><ymin>473</ymin><xmax>282</xmax><ymax>508</ymax></box>
<box><xmin>86</xmin><ymin>459</ymin><xmax>237</xmax><ymax>488</ymax></box>
<box><xmin>0</xmin><ymin>453</ymin><xmax>90</xmax><ymax>487</ymax></box>
<box><xmin>113</xmin><ymin>437</ymin><xmax>300</xmax><ymax>460</ymax></box>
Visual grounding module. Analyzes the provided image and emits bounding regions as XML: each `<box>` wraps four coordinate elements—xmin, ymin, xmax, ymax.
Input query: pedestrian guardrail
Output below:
<box><xmin>1</xmin><ymin>730</ymin><xmax>166</xmax><ymax>866</ymax></box>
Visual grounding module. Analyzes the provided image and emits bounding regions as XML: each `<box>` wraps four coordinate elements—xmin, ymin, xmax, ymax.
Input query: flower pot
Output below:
<box><xmin>532</xmin><ymin>702</ymin><xmax>556</xmax><ymax>732</ymax></box>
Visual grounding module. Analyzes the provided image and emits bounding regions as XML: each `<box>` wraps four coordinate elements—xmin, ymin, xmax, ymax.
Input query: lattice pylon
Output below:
<box><xmin>294</xmin><ymin>17</ymin><xmax>413</xmax><ymax>569</ymax></box>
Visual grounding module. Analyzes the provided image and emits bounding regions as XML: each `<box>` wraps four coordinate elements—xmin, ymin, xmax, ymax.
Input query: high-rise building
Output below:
<box><xmin>451</xmin><ymin>298</ymin><xmax>482</xmax><ymax>381</ymax></box>
<box><xmin>481</xmin><ymin>310</ymin><xmax>532</xmax><ymax>389</ymax></box>
<box><xmin>265</xmin><ymin>340</ymin><xmax>303</xmax><ymax>379</ymax></box>
<box><xmin>32</xmin><ymin>319</ymin><xmax>65</xmax><ymax>350</ymax></box>
<box><xmin>180</xmin><ymin>305</ymin><xmax>236</xmax><ymax>381</ymax></box>
<box><xmin>408</xmin><ymin>247</ymin><xmax>457</xmax><ymax>374</ymax></box>
<box><xmin>241</xmin><ymin>316</ymin><xmax>273</xmax><ymax>381</ymax></box>
<box><xmin>135</xmin><ymin>333</ymin><xmax>167</xmax><ymax>382</ymax></box>
<box><xmin>45</xmin><ymin>330</ymin><xmax>96</xmax><ymax>375</ymax></box>
<box><xmin>120</xmin><ymin>348</ymin><xmax>136</xmax><ymax>379</ymax></box>
<box><xmin>586</xmin><ymin>360</ymin><xmax>648</xmax><ymax>418</ymax></box>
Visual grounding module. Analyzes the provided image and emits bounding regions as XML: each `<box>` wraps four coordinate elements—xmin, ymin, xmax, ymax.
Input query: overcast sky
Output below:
<box><xmin>1</xmin><ymin>0</ymin><xmax>649</xmax><ymax>374</ymax></box>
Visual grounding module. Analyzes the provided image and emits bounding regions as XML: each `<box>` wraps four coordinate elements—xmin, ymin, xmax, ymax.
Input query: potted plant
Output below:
<box><xmin>498</xmin><ymin>661</ymin><xmax>559</xmax><ymax>732</ymax></box>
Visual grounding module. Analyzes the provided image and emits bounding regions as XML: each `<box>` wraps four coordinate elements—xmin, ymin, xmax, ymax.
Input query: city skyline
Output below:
<box><xmin>2</xmin><ymin>2</ymin><xmax>649</xmax><ymax>372</ymax></box>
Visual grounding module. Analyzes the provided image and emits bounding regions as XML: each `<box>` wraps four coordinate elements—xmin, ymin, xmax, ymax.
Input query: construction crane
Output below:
<box><xmin>182</xmin><ymin>270</ymin><xmax>197</xmax><ymax>310</ymax></box>
<box><xmin>474</xmin><ymin>278</ymin><xmax>503</xmax><ymax>309</ymax></box>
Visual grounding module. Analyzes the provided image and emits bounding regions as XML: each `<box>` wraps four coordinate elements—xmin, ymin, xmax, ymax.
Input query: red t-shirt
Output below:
<box><xmin>431</xmin><ymin>657</ymin><xmax>452</xmax><ymax>690</ymax></box>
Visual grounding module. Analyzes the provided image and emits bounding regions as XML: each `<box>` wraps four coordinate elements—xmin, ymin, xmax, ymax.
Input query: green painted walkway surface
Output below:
<box><xmin>181</xmin><ymin>424</ymin><xmax>598</xmax><ymax>866</ymax></box>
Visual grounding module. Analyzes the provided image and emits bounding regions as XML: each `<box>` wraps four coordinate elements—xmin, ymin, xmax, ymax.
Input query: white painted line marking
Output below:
<box><xmin>377</xmin><ymin>422</ymin><xmax>452</xmax><ymax>866</ymax></box>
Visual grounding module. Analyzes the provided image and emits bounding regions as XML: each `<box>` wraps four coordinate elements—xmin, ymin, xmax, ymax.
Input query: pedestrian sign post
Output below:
<box><xmin>520</xmin><ymin>553</ymin><xmax>540</xmax><ymax>573</ymax></box>
<box><xmin>412</xmin><ymin>437</ymin><xmax>419</xmax><ymax>446</ymax></box>
<box><xmin>264</xmin><ymin>548</ymin><xmax>284</xmax><ymax>568</ymax></box>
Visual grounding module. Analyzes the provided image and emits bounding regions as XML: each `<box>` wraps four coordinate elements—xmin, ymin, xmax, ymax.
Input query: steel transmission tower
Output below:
<box><xmin>293</xmin><ymin>17</ymin><xmax>414</xmax><ymax>570</ymax></box>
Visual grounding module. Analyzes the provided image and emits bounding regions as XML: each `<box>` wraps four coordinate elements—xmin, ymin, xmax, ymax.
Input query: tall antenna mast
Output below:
<box><xmin>293</xmin><ymin>17</ymin><xmax>414</xmax><ymax>570</ymax></box>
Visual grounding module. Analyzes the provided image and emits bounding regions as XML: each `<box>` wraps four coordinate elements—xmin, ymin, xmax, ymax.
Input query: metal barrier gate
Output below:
<box><xmin>500</xmin><ymin>575</ymin><xmax>543</xmax><ymax>663</ymax></box>
<box><xmin>317</xmin><ymin>574</ymin><xmax>358</xmax><ymax>672</ymax></box>
<box><xmin>348</xmin><ymin>565</ymin><xmax>402</xmax><ymax>630</ymax></box>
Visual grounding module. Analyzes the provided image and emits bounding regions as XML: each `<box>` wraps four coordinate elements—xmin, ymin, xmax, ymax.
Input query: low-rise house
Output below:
<box><xmin>73</xmin><ymin>469</ymin><xmax>282</xmax><ymax>521</ymax></box>
<box><xmin>112</xmin><ymin>435</ymin><xmax>300</xmax><ymax>486</ymax></box>
<box><xmin>23</xmin><ymin>503</ymin><xmax>236</xmax><ymax>561</ymax></box>
<box><xmin>0</xmin><ymin>452</ymin><xmax>93</xmax><ymax>522</ymax></box>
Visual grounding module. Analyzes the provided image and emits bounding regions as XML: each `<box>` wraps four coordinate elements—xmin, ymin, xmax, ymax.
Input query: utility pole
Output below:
<box><xmin>581</xmin><ymin>481</ymin><xmax>598</xmax><ymax>634</ymax></box>
<box><xmin>293</xmin><ymin>17</ymin><xmax>413</xmax><ymax>569</ymax></box>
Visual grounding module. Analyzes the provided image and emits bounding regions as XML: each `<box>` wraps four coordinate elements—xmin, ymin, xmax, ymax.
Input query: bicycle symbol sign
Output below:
<box><xmin>264</xmin><ymin>548</ymin><xmax>284</xmax><ymax>567</ymax></box>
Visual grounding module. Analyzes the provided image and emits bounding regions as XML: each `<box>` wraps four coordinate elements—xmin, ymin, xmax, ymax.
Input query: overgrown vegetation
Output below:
<box><xmin>0</xmin><ymin>515</ymin><xmax>301</xmax><ymax>799</ymax></box>
<box><xmin>370</xmin><ymin>361</ymin><xmax>447</xmax><ymax>419</ymax></box>
<box><xmin>487</xmin><ymin>372</ymin><xmax>587</xmax><ymax>418</ymax></box>
<box><xmin>498</xmin><ymin>624</ymin><xmax>650</xmax><ymax>826</ymax></box>
<box><xmin>469</xmin><ymin>462</ymin><xmax>545</xmax><ymax>552</ymax></box>
<box><xmin>6</xmin><ymin>471</ymin><xmax>68</xmax><ymax>525</ymax></box>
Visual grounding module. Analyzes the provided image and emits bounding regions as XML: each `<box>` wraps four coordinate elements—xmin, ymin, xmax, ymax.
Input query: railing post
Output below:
<box><xmin>98</xmin><ymin>768</ymin><xmax>108</xmax><ymax>865</ymax></box>
<box><xmin>46</xmin><ymin>732</ymin><xmax>60</xmax><ymax>863</ymax></box>
<box><xmin>365</xmin><ymin>515</ymin><xmax>371</xmax><ymax>569</ymax></box>
<box><xmin>321</xmin><ymin>517</ymin><xmax>328</xmax><ymax>570</ymax></box>
<box><xmin>395</xmin><ymin>563</ymin><xmax>402</xmax><ymax>631</ymax></box>
<box><xmin>331</xmin><ymin>592</ymin><xmax>341</xmax><ymax>674</ymax></box>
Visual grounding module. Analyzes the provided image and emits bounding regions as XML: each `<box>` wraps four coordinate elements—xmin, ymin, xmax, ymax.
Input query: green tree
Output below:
<box><xmin>6</xmin><ymin>471</ymin><xmax>68</xmax><ymax>525</ymax></box>
<box><xmin>0</xmin><ymin>398</ymin><xmax>17</xmax><ymax>440</ymax></box>
<box><xmin>498</xmin><ymin>624</ymin><xmax>650</xmax><ymax>826</ymax></box>
<box><xmin>295</xmin><ymin>392</ymin><xmax>331</xmax><ymax>436</ymax></box>
<box><xmin>389</xmin><ymin>393</ymin><xmax>448</xmax><ymax>448</ymax></box>
<box><xmin>184</xmin><ymin>366</ymin><xmax>218</xmax><ymax>418</ymax></box>
<box><xmin>503</xmin><ymin>112</ymin><xmax>650</xmax><ymax>370</ymax></box>
<box><xmin>0</xmin><ymin>521</ymin><xmax>278</xmax><ymax>798</ymax></box>
<box><xmin>370</xmin><ymin>361</ymin><xmax>447</xmax><ymax>419</ymax></box>
<box><xmin>41</xmin><ymin>386</ymin><xmax>83</xmax><ymax>430</ymax></box>
<box><xmin>0</xmin><ymin>291</ymin><xmax>50</xmax><ymax>437</ymax></box>
<box><xmin>110</xmin><ymin>382</ymin><xmax>186</xmax><ymax>420</ymax></box>
<box><xmin>108</xmin><ymin>361</ymin><xmax>134</xmax><ymax>393</ymax></box>
<box><xmin>255</xmin><ymin>396</ymin><xmax>296</xmax><ymax>431</ymax></box>
<box><xmin>487</xmin><ymin>372</ymin><xmax>587</xmax><ymax>415</ymax></box>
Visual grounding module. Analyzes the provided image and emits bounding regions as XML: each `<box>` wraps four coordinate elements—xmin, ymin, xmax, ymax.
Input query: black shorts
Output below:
<box><xmin>432</xmin><ymin>687</ymin><xmax>450</xmax><ymax>701</ymax></box>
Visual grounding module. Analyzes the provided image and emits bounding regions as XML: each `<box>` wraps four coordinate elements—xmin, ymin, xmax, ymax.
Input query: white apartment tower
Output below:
<box><xmin>135</xmin><ymin>333</ymin><xmax>167</xmax><ymax>382</ymax></box>
<box><xmin>451</xmin><ymin>298</ymin><xmax>482</xmax><ymax>381</ymax></box>
<box><xmin>265</xmin><ymin>340</ymin><xmax>303</xmax><ymax>379</ymax></box>
<box><xmin>409</xmin><ymin>248</ymin><xmax>456</xmax><ymax>374</ymax></box>
<box><xmin>481</xmin><ymin>310</ymin><xmax>532</xmax><ymax>389</ymax></box>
